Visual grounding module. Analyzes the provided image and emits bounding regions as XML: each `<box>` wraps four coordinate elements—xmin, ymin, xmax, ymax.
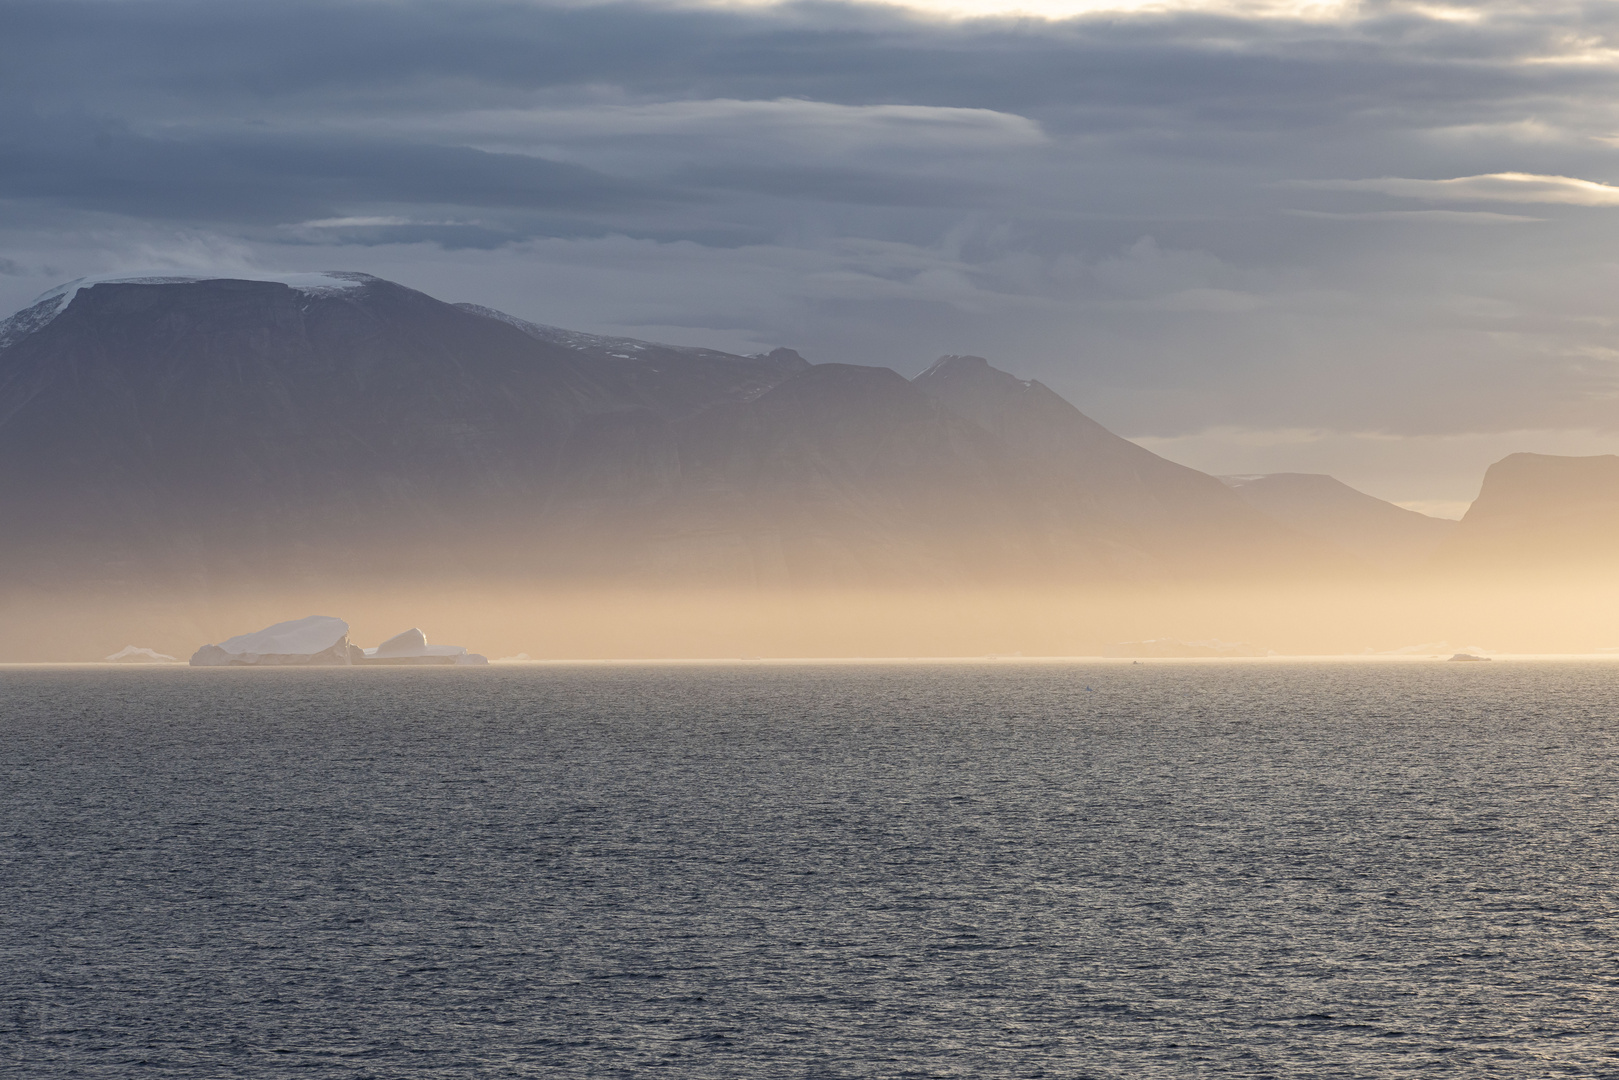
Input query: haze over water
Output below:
<box><xmin>4</xmin><ymin>662</ymin><xmax>1617</xmax><ymax>1076</ymax></box>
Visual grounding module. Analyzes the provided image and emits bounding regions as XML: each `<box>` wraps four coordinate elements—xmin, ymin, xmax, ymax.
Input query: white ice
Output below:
<box><xmin>214</xmin><ymin>615</ymin><xmax>351</xmax><ymax>656</ymax></box>
<box><xmin>105</xmin><ymin>645</ymin><xmax>178</xmax><ymax>663</ymax></box>
<box><xmin>363</xmin><ymin>627</ymin><xmax>469</xmax><ymax>658</ymax></box>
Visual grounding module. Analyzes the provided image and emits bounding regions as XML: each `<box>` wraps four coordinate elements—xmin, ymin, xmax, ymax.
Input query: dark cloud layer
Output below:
<box><xmin>0</xmin><ymin>115</ymin><xmax>656</xmax><ymax>225</ymax></box>
<box><xmin>7</xmin><ymin>1</ymin><xmax>1608</xmax><ymax>123</ymax></box>
<box><xmin>7</xmin><ymin>0</ymin><xmax>1619</xmax><ymax>505</ymax></box>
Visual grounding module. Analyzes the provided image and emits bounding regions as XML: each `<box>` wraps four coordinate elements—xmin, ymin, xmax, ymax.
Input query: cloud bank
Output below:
<box><xmin>1299</xmin><ymin>173</ymin><xmax>1619</xmax><ymax>205</ymax></box>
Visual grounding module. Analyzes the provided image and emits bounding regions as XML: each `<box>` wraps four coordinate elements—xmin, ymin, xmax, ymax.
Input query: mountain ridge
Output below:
<box><xmin>0</xmin><ymin>273</ymin><xmax>1349</xmax><ymax>589</ymax></box>
<box><xmin>1220</xmin><ymin>472</ymin><xmax>1457</xmax><ymax>569</ymax></box>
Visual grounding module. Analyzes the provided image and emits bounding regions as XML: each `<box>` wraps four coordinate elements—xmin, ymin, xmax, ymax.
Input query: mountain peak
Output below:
<box><xmin>759</xmin><ymin>347</ymin><xmax>810</xmax><ymax>370</ymax></box>
<box><xmin>917</xmin><ymin>354</ymin><xmax>1029</xmax><ymax>389</ymax></box>
<box><xmin>926</xmin><ymin>354</ymin><xmax>991</xmax><ymax>372</ymax></box>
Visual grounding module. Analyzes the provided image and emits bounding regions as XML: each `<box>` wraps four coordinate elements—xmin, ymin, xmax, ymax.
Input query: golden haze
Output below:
<box><xmin>8</xmin><ymin>569</ymin><xmax>1619</xmax><ymax>662</ymax></box>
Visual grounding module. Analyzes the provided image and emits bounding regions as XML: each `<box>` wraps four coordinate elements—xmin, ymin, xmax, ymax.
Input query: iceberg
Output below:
<box><xmin>188</xmin><ymin>618</ymin><xmax>486</xmax><ymax>667</ymax></box>
<box><xmin>190</xmin><ymin>616</ymin><xmax>362</xmax><ymax>666</ymax></box>
<box><xmin>105</xmin><ymin>645</ymin><xmax>178</xmax><ymax>663</ymax></box>
<box><xmin>360</xmin><ymin>627</ymin><xmax>488</xmax><ymax>665</ymax></box>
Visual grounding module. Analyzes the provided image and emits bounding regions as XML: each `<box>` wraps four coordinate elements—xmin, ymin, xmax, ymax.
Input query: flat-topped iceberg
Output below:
<box><xmin>361</xmin><ymin>627</ymin><xmax>488</xmax><ymax>665</ymax></box>
<box><xmin>190</xmin><ymin>616</ymin><xmax>362</xmax><ymax>666</ymax></box>
<box><xmin>106</xmin><ymin>645</ymin><xmax>178</xmax><ymax>663</ymax></box>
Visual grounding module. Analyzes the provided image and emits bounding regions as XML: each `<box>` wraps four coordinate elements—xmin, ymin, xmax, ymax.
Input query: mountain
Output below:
<box><xmin>1220</xmin><ymin>472</ymin><xmax>1457</xmax><ymax>569</ymax></box>
<box><xmin>1439</xmin><ymin>453</ymin><xmax>1619</xmax><ymax>569</ymax></box>
<box><xmin>0</xmin><ymin>272</ymin><xmax>801</xmax><ymax>586</ymax></box>
<box><xmin>912</xmin><ymin>356</ymin><xmax>1331</xmax><ymax>576</ymax></box>
<box><xmin>0</xmin><ymin>272</ymin><xmax>1339</xmax><ymax>590</ymax></box>
<box><xmin>455</xmin><ymin>302</ymin><xmax>810</xmax><ymax>417</ymax></box>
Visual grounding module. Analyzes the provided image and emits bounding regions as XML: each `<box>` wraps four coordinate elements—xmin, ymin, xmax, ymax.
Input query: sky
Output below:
<box><xmin>6</xmin><ymin>0</ymin><xmax>1619</xmax><ymax>515</ymax></box>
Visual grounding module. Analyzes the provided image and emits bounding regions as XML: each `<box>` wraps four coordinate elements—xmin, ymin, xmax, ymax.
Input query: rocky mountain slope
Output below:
<box><xmin>1221</xmin><ymin>472</ymin><xmax>1457</xmax><ymax>570</ymax></box>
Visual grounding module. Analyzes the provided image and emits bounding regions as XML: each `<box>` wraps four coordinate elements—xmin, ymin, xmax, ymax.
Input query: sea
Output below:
<box><xmin>2</xmin><ymin>661</ymin><xmax>1617</xmax><ymax>1077</ymax></box>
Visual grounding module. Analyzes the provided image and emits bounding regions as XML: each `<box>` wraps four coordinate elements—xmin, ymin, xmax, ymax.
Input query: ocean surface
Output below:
<box><xmin>2</xmin><ymin>661</ymin><xmax>1617</xmax><ymax>1077</ymax></box>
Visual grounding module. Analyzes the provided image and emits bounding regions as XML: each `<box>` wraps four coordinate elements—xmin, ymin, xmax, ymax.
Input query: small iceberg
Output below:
<box><xmin>106</xmin><ymin>645</ymin><xmax>178</xmax><ymax>664</ymax></box>
<box><xmin>360</xmin><ymin>628</ymin><xmax>488</xmax><ymax>666</ymax></box>
<box><xmin>190</xmin><ymin>616</ymin><xmax>361</xmax><ymax>666</ymax></box>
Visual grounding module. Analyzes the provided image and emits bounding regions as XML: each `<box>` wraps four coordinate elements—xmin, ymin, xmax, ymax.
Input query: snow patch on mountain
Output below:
<box><xmin>457</xmin><ymin>303</ymin><xmax>662</xmax><ymax>354</ymax></box>
<box><xmin>0</xmin><ymin>296</ymin><xmax>69</xmax><ymax>350</ymax></box>
<box><xmin>456</xmin><ymin>302</ymin><xmax>803</xmax><ymax>370</ymax></box>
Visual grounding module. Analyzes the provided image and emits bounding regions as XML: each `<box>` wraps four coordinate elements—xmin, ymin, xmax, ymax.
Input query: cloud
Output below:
<box><xmin>1284</xmin><ymin>209</ymin><xmax>1544</xmax><ymax>223</ymax></box>
<box><xmin>0</xmin><ymin>113</ymin><xmax>662</xmax><ymax>227</ymax></box>
<box><xmin>292</xmin><ymin>217</ymin><xmax>428</xmax><ymax>229</ymax></box>
<box><xmin>345</xmin><ymin>99</ymin><xmax>1046</xmax><ymax>210</ymax></box>
<box><xmin>692</xmin><ymin>0</ymin><xmax>1358</xmax><ymax>19</ymax></box>
<box><xmin>1295</xmin><ymin>173</ymin><xmax>1619</xmax><ymax>206</ymax></box>
<box><xmin>431</xmin><ymin>100</ymin><xmax>1048</xmax><ymax>157</ymax></box>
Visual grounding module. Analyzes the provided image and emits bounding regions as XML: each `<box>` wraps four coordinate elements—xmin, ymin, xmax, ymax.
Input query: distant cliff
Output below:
<box><xmin>1440</xmin><ymin>453</ymin><xmax>1619</xmax><ymax>568</ymax></box>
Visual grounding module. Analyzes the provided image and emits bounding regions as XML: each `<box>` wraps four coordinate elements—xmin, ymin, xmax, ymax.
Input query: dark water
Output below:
<box><xmin>3</xmin><ymin>662</ymin><xmax>1618</xmax><ymax>1077</ymax></box>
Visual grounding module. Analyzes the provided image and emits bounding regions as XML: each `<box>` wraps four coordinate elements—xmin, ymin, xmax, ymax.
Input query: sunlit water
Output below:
<box><xmin>3</xmin><ymin>662</ymin><xmax>1617</xmax><ymax>1077</ymax></box>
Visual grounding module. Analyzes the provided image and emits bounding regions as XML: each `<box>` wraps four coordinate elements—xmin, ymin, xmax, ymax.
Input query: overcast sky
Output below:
<box><xmin>7</xmin><ymin>0</ymin><xmax>1619</xmax><ymax>512</ymax></box>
